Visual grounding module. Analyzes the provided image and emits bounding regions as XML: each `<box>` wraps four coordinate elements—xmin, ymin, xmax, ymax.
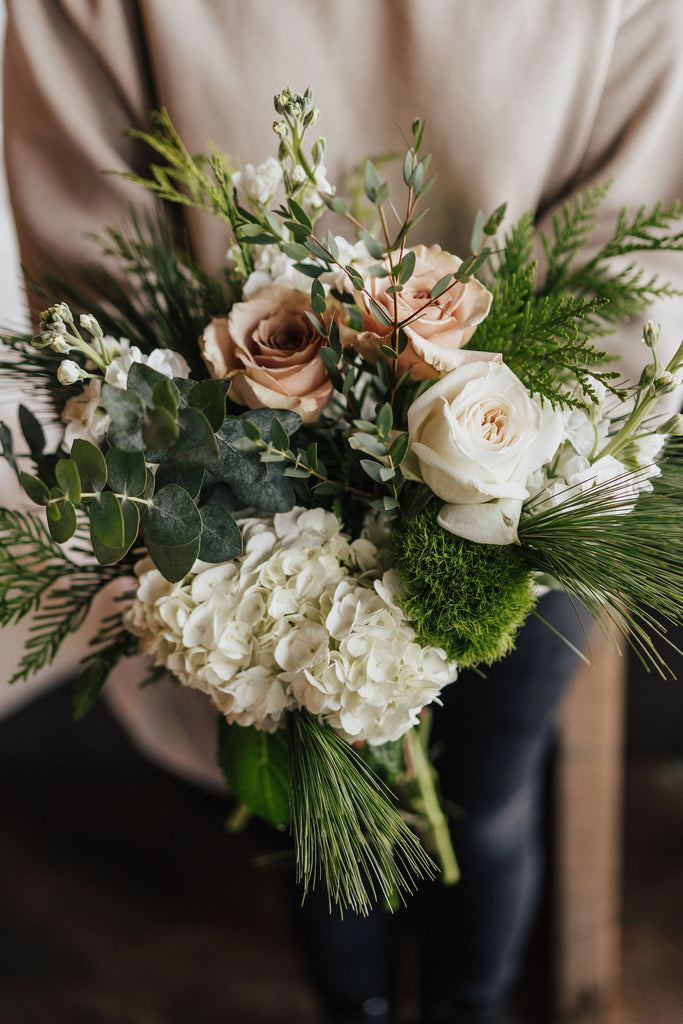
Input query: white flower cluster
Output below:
<box><xmin>242</xmin><ymin>238</ymin><xmax>369</xmax><ymax>299</ymax></box>
<box><xmin>124</xmin><ymin>507</ymin><xmax>457</xmax><ymax>745</ymax></box>
<box><xmin>526</xmin><ymin>380</ymin><xmax>662</xmax><ymax>514</ymax></box>
<box><xmin>61</xmin><ymin>341</ymin><xmax>190</xmax><ymax>449</ymax></box>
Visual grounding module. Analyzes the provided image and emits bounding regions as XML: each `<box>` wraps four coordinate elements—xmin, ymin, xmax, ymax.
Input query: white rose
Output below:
<box><xmin>405</xmin><ymin>360</ymin><xmax>564</xmax><ymax>544</ymax></box>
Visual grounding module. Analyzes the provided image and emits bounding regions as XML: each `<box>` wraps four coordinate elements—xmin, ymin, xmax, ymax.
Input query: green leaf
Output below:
<box><xmin>230</xmin><ymin>463</ymin><xmax>296</xmax><ymax>513</ymax></box>
<box><xmin>243</xmin><ymin>408</ymin><xmax>302</xmax><ymax>438</ymax></box>
<box><xmin>360</xmin><ymin>458</ymin><xmax>386</xmax><ymax>483</ymax></box>
<box><xmin>364</xmin><ymin>160</ymin><xmax>382</xmax><ymax>204</ymax></box>
<box><xmin>144</xmin><ymin>483</ymin><xmax>202</xmax><ymax>546</ymax></box>
<box><xmin>55</xmin><ymin>458</ymin><xmax>82</xmax><ymax>504</ymax></box>
<box><xmin>146</xmin><ymin>536</ymin><xmax>200</xmax><ymax>583</ymax></box>
<box><xmin>101</xmin><ymin>381</ymin><xmax>146</xmax><ymax>426</ymax></box>
<box><xmin>376</xmin><ymin>403</ymin><xmax>393</xmax><ymax>437</ymax></box>
<box><xmin>396</xmin><ymin>249</ymin><xmax>417</xmax><ymax>286</ymax></box>
<box><xmin>188</xmin><ymin>378</ymin><xmax>230</xmax><ymax>432</ymax></box>
<box><xmin>288</xmin><ymin>198</ymin><xmax>312</xmax><ymax>231</ymax></box>
<box><xmin>91</xmin><ymin>498</ymin><xmax>140</xmax><ymax>565</ymax></box>
<box><xmin>209</xmin><ymin>418</ymin><xmax>266</xmax><ymax>486</ymax></box>
<box><xmin>106</xmin><ymin>447</ymin><xmax>147</xmax><ymax>497</ymax></box>
<box><xmin>470</xmin><ymin>209</ymin><xmax>486</xmax><ymax>253</ymax></box>
<box><xmin>89</xmin><ymin>491</ymin><xmax>125</xmax><ymax>548</ymax></box>
<box><xmin>217</xmin><ymin>719</ymin><xmax>290</xmax><ymax>828</ymax></box>
<box><xmin>430</xmin><ymin>274</ymin><xmax>454</xmax><ymax>300</ymax></box>
<box><xmin>389</xmin><ymin>432</ymin><xmax>410</xmax><ymax>465</ymax></box>
<box><xmin>167</xmin><ymin>406</ymin><xmax>219</xmax><ymax>465</ymax></box>
<box><xmin>368</xmin><ymin>296</ymin><xmax>393</xmax><ymax>327</ymax></box>
<box><xmin>141</xmin><ymin>405</ymin><xmax>179</xmax><ymax>449</ymax></box>
<box><xmin>46</xmin><ymin>494</ymin><xmax>77</xmax><ymax>543</ymax></box>
<box><xmin>152</xmin><ymin>376</ymin><xmax>180</xmax><ymax>416</ymax></box>
<box><xmin>198</xmin><ymin>504</ymin><xmax>242</xmax><ymax>562</ymax></box>
<box><xmin>360</xmin><ymin>231</ymin><xmax>386</xmax><ymax>261</ymax></box>
<box><xmin>155</xmin><ymin>463</ymin><xmax>205</xmax><ymax>501</ymax></box>
<box><xmin>71</xmin><ymin>438</ymin><xmax>107</xmax><ymax>493</ymax></box>
<box><xmin>270</xmin><ymin>417</ymin><xmax>290</xmax><ymax>452</ymax></box>
<box><xmin>20</xmin><ymin>471</ymin><xmax>50</xmax><ymax>506</ymax></box>
<box><xmin>18</xmin><ymin>405</ymin><xmax>46</xmax><ymax>454</ymax></box>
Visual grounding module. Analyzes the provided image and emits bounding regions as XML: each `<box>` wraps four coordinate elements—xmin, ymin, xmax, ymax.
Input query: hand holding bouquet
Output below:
<box><xmin>2</xmin><ymin>87</ymin><xmax>683</xmax><ymax>913</ymax></box>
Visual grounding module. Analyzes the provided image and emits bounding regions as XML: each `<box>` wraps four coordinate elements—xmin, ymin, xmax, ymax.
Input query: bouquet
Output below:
<box><xmin>2</xmin><ymin>87</ymin><xmax>683</xmax><ymax>915</ymax></box>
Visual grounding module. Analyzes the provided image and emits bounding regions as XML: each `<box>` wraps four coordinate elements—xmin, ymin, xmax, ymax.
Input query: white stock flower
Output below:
<box><xmin>61</xmin><ymin>341</ymin><xmax>190</xmax><ymax>450</ymax></box>
<box><xmin>232</xmin><ymin>157</ymin><xmax>283</xmax><ymax>205</ymax></box>
<box><xmin>124</xmin><ymin>508</ymin><xmax>457</xmax><ymax>743</ymax></box>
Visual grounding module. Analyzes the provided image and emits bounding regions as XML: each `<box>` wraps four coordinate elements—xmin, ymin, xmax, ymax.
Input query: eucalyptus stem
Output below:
<box><xmin>404</xmin><ymin>723</ymin><xmax>460</xmax><ymax>885</ymax></box>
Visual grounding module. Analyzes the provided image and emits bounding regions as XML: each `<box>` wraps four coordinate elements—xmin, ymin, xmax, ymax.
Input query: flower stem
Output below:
<box><xmin>404</xmin><ymin>724</ymin><xmax>460</xmax><ymax>885</ymax></box>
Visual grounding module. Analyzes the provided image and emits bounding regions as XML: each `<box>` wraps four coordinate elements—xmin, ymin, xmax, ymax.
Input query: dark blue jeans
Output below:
<box><xmin>296</xmin><ymin>591</ymin><xmax>586</xmax><ymax>1024</ymax></box>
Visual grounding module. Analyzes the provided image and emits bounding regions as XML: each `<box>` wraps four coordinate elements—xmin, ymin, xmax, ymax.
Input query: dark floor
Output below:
<box><xmin>0</xmin><ymin>685</ymin><xmax>681</xmax><ymax>1024</ymax></box>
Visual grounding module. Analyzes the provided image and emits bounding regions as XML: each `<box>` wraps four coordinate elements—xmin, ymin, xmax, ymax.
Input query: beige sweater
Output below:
<box><xmin>4</xmin><ymin>0</ymin><xmax>683</xmax><ymax>783</ymax></box>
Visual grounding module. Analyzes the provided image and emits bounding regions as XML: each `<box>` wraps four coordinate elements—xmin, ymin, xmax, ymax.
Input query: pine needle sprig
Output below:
<box><xmin>519</xmin><ymin>477</ymin><xmax>683</xmax><ymax>673</ymax></box>
<box><xmin>0</xmin><ymin>509</ymin><xmax>124</xmax><ymax>684</ymax></box>
<box><xmin>288</xmin><ymin>711</ymin><xmax>437</xmax><ymax>916</ymax></box>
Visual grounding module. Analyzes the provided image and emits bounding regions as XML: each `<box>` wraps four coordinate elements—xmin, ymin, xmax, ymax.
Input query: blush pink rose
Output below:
<box><xmin>200</xmin><ymin>285</ymin><xmax>333</xmax><ymax>422</ymax></box>
<box><xmin>354</xmin><ymin>244</ymin><xmax>492</xmax><ymax>380</ymax></box>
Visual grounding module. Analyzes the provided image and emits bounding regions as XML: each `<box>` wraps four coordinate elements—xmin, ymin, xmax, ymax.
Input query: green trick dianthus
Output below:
<box><xmin>394</xmin><ymin>508</ymin><xmax>536</xmax><ymax>669</ymax></box>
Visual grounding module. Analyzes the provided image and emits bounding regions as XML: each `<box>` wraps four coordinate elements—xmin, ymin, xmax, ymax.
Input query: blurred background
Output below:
<box><xmin>0</xmin><ymin>5</ymin><xmax>681</xmax><ymax>1022</ymax></box>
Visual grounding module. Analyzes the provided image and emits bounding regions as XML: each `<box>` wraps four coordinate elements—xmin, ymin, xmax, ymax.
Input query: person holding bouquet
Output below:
<box><xmin>4</xmin><ymin>3</ymin><xmax>683</xmax><ymax>1023</ymax></box>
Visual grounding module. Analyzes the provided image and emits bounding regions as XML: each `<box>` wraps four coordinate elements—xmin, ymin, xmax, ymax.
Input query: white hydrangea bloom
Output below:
<box><xmin>61</xmin><ymin>341</ymin><xmax>190</xmax><ymax>450</ymax></box>
<box><xmin>124</xmin><ymin>507</ymin><xmax>457</xmax><ymax>743</ymax></box>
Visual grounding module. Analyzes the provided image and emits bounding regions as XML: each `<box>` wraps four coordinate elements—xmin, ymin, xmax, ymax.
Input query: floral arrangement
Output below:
<box><xmin>2</xmin><ymin>87</ymin><xmax>683</xmax><ymax>914</ymax></box>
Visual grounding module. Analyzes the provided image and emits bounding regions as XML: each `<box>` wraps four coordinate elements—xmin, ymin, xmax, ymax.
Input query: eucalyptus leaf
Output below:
<box><xmin>55</xmin><ymin>458</ymin><xmax>82</xmax><ymax>504</ymax></box>
<box><xmin>167</xmin><ymin>406</ymin><xmax>219</xmax><ymax>465</ymax></box>
<box><xmin>20</xmin><ymin>471</ymin><xmax>50</xmax><ymax>506</ymax></box>
<box><xmin>144</xmin><ymin>483</ymin><xmax>202</xmax><ymax>546</ymax></box>
<box><xmin>152</xmin><ymin>377</ymin><xmax>180</xmax><ymax>416</ymax></box>
<box><xmin>91</xmin><ymin>499</ymin><xmax>140</xmax><ymax>565</ymax></box>
<box><xmin>46</xmin><ymin>496</ymin><xmax>77</xmax><ymax>544</ymax></box>
<box><xmin>155</xmin><ymin>463</ymin><xmax>205</xmax><ymax>501</ymax></box>
<box><xmin>142</xmin><ymin>406</ymin><xmax>179</xmax><ymax>450</ymax></box>
<box><xmin>188</xmin><ymin>378</ymin><xmax>230</xmax><ymax>432</ymax></box>
<box><xmin>106</xmin><ymin>447</ymin><xmax>147</xmax><ymax>497</ymax></box>
<box><xmin>126</xmin><ymin>362</ymin><xmax>169</xmax><ymax>405</ymax></box>
<box><xmin>146</xmin><ymin>536</ymin><xmax>200</xmax><ymax>583</ymax></box>
<box><xmin>198</xmin><ymin>504</ymin><xmax>242</xmax><ymax>562</ymax></box>
<box><xmin>89</xmin><ymin>491</ymin><xmax>125</xmax><ymax>548</ymax></box>
<box><xmin>230</xmin><ymin>463</ymin><xmax>296</xmax><ymax>513</ymax></box>
<box><xmin>71</xmin><ymin>438</ymin><xmax>107</xmax><ymax>493</ymax></box>
<box><xmin>217</xmin><ymin>719</ymin><xmax>290</xmax><ymax>828</ymax></box>
<box><xmin>209</xmin><ymin>417</ymin><xmax>266</xmax><ymax>486</ymax></box>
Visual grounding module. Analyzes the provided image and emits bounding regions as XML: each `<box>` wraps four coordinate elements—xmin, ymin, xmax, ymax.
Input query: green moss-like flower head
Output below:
<box><xmin>394</xmin><ymin>508</ymin><xmax>535</xmax><ymax>669</ymax></box>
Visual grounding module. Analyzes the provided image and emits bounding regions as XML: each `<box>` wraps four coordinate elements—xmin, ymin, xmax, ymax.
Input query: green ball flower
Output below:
<box><xmin>394</xmin><ymin>508</ymin><xmax>536</xmax><ymax>669</ymax></box>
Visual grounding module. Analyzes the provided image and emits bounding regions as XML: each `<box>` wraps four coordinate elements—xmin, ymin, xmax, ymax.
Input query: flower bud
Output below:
<box><xmin>57</xmin><ymin>359</ymin><xmax>84</xmax><ymax>385</ymax></box>
<box><xmin>658</xmin><ymin>413</ymin><xmax>683</xmax><ymax>436</ymax></box>
<box><xmin>80</xmin><ymin>313</ymin><xmax>104</xmax><ymax>338</ymax></box>
<box><xmin>642</xmin><ymin>320</ymin><xmax>660</xmax><ymax>350</ymax></box>
<box><xmin>51</xmin><ymin>336</ymin><xmax>72</xmax><ymax>354</ymax></box>
<box><xmin>653</xmin><ymin>370</ymin><xmax>681</xmax><ymax>395</ymax></box>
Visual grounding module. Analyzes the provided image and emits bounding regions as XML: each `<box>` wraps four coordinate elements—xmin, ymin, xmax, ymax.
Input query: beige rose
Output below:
<box><xmin>404</xmin><ymin>360</ymin><xmax>564</xmax><ymax>543</ymax></box>
<box><xmin>354</xmin><ymin>244</ymin><xmax>492</xmax><ymax>380</ymax></box>
<box><xmin>200</xmin><ymin>286</ymin><xmax>333</xmax><ymax>422</ymax></box>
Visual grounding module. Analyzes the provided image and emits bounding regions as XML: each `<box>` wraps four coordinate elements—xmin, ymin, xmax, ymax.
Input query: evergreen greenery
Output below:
<box><xmin>519</xmin><ymin>470</ymin><xmax>683</xmax><ymax>673</ymax></box>
<box><xmin>394</xmin><ymin>508</ymin><xmax>536</xmax><ymax>667</ymax></box>
<box><xmin>474</xmin><ymin>184</ymin><xmax>683</xmax><ymax>407</ymax></box>
<box><xmin>0</xmin><ymin>509</ymin><xmax>125</xmax><ymax>685</ymax></box>
<box><xmin>288</xmin><ymin>711</ymin><xmax>436</xmax><ymax>916</ymax></box>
